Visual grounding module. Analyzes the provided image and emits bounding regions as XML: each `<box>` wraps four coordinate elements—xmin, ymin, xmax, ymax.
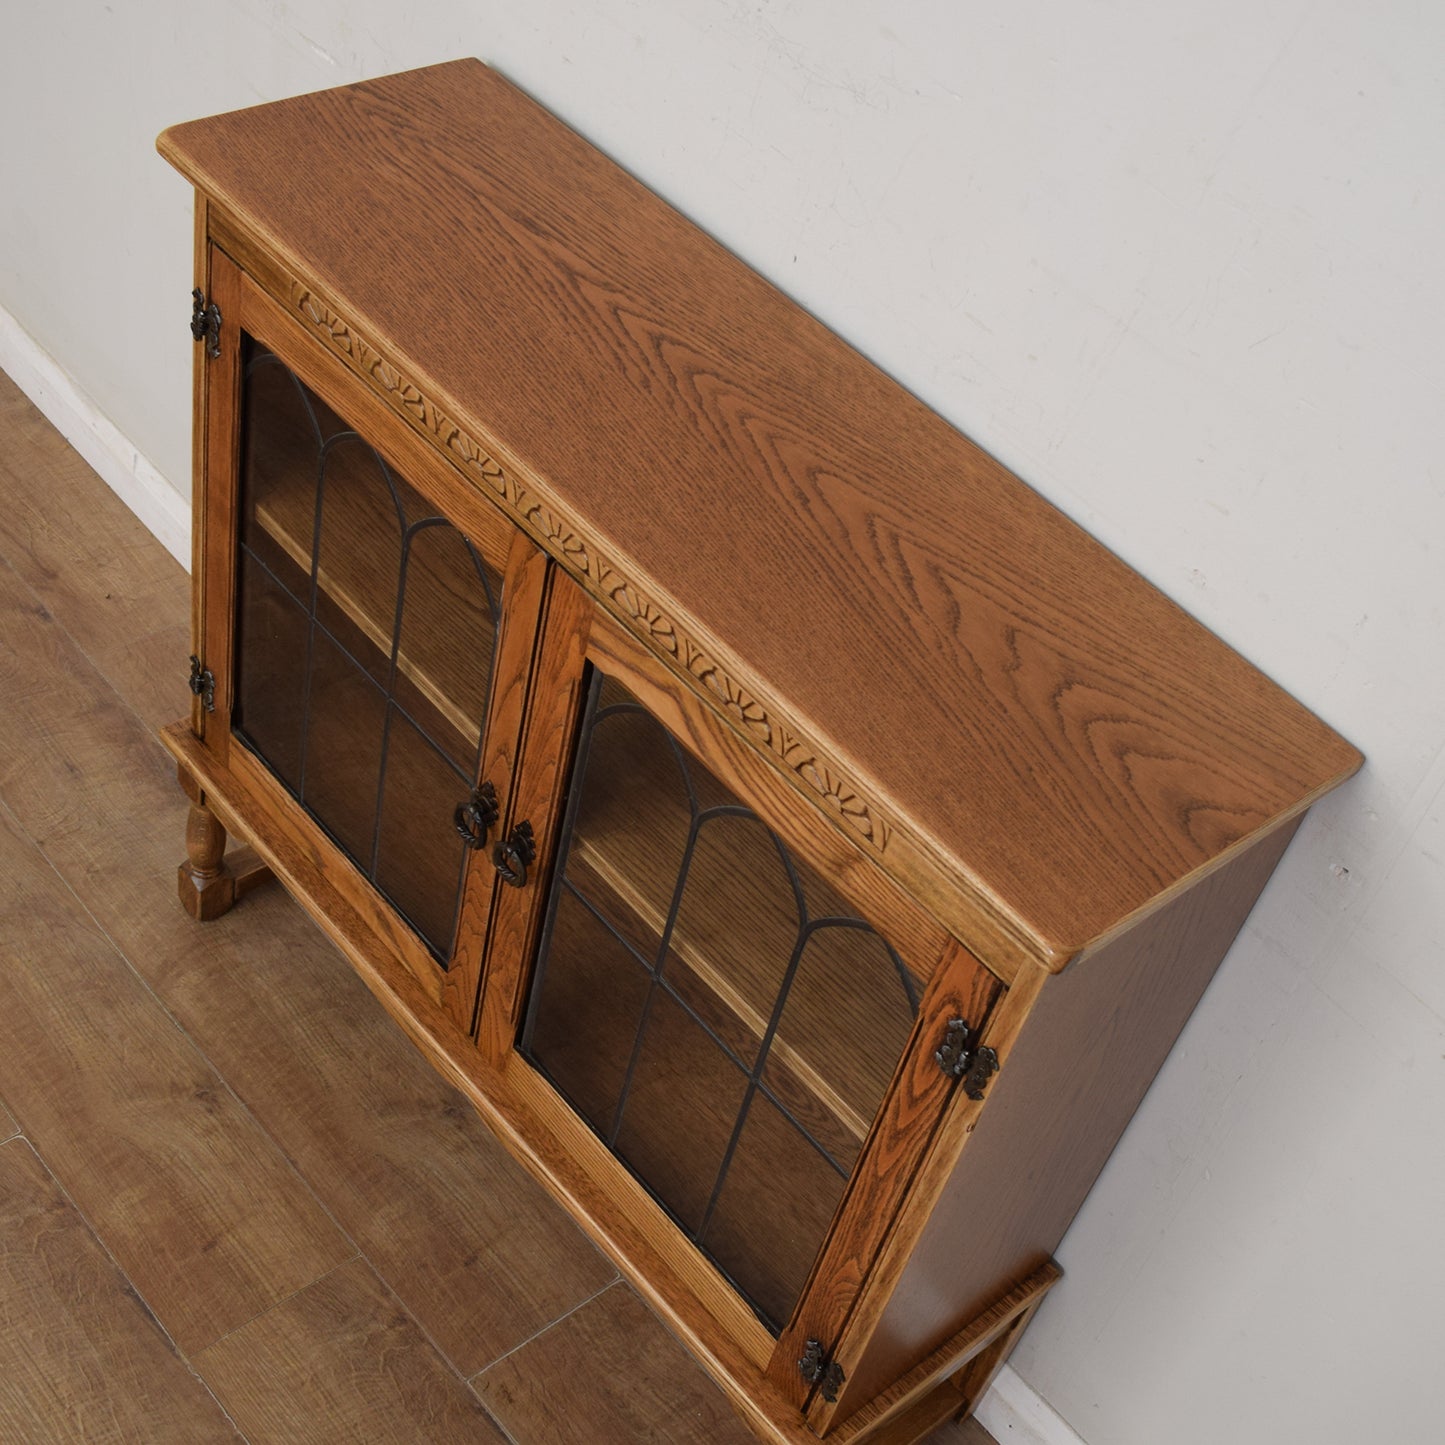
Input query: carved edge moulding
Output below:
<box><xmin>280</xmin><ymin>266</ymin><xmax>1356</xmax><ymax>987</ymax></box>
<box><xmin>279</xmin><ymin>269</ymin><xmax>1048</xmax><ymax>983</ymax></box>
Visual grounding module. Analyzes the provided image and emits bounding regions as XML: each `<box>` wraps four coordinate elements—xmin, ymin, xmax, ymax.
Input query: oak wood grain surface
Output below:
<box><xmin>0</xmin><ymin>1139</ymin><xmax>241</xmax><ymax>1443</ymax></box>
<box><xmin>443</xmin><ymin>527</ymin><xmax>551</xmax><ymax>1030</ymax></box>
<box><xmin>196</xmin><ymin>247</ymin><xmax>244</xmax><ymax>760</ymax></box>
<box><xmin>474</xmin><ymin>562</ymin><xmax>596</xmax><ymax>1060</ymax></box>
<box><xmin>825</xmin><ymin>1264</ymin><xmax>1058</xmax><ymax>1442</ymax></box>
<box><xmin>0</xmin><ymin>363</ymin><xmax>999</xmax><ymax>1442</ymax></box>
<box><xmin>158</xmin><ymin>60</ymin><xmax>1361</xmax><ymax>966</ymax></box>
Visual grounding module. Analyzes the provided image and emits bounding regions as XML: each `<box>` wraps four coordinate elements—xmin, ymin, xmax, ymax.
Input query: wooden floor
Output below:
<box><xmin>0</xmin><ymin>366</ymin><xmax>997</xmax><ymax>1444</ymax></box>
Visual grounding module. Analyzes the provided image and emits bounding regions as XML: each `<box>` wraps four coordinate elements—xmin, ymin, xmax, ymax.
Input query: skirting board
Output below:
<box><xmin>0</xmin><ymin>300</ymin><xmax>190</xmax><ymax>570</ymax></box>
<box><xmin>0</xmin><ymin>296</ymin><xmax>1086</xmax><ymax>1445</ymax></box>
<box><xmin>975</xmin><ymin>1365</ymin><xmax>1086</xmax><ymax>1445</ymax></box>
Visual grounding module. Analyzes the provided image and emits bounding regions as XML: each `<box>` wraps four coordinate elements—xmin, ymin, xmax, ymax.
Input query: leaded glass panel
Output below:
<box><xmin>232</xmin><ymin>336</ymin><xmax>503</xmax><ymax>964</ymax></box>
<box><xmin>520</xmin><ymin>671</ymin><xmax>924</xmax><ymax>1333</ymax></box>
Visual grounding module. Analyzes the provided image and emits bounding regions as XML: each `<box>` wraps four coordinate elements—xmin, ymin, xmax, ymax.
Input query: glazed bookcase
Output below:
<box><xmin>157</xmin><ymin>62</ymin><xmax>1361</xmax><ymax>1444</ymax></box>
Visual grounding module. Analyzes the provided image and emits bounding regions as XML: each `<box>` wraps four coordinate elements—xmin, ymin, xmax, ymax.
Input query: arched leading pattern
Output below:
<box><xmin>520</xmin><ymin>671</ymin><xmax>923</xmax><ymax>1334</ymax></box>
<box><xmin>231</xmin><ymin>337</ymin><xmax>503</xmax><ymax>962</ymax></box>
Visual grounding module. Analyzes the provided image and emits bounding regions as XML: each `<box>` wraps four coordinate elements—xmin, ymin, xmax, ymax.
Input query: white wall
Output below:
<box><xmin>3</xmin><ymin>3</ymin><xmax>1441</xmax><ymax>1441</ymax></box>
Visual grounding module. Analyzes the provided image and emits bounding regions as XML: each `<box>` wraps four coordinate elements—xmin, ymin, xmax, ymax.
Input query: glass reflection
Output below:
<box><xmin>232</xmin><ymin>336</ymin><xmax>502</xmax><ymax>963</ymax></box>
<box><xmin>521</xmin><ymin>670</ymin><xmax>922</xmax><ymax>1332</ymax></box>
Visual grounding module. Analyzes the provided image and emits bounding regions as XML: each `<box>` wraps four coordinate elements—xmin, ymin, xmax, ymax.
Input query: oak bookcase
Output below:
<box><xmin>157</xmin><ymin>61</ymin><xmax>1361</xmax><ymax>1444</ymax></box>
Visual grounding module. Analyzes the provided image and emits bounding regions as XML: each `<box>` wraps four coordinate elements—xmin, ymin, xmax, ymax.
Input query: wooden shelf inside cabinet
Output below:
<box><xmin>247</xmin><ymin>440</ymin><xmax>498</xmax><ymax>748</ymax></box>
<box><xmin>158</xmin><ymin>59</ymin><xmax>1362</xmax><ymax>1445</ymax></box>
<box><xmin>240</xmin><ymin>340</ymin><xmax>502</xmax><ymax>751</ymax></box>
<box><xmin>553</xmin><ymin>676</ymin><xmax>928</xmax><ymax>1160</ymax></box>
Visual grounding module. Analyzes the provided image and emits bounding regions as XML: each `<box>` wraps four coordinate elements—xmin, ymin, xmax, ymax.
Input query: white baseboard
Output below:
<box><xmin>976</xmin><ymin>1365</ymin><xmax>1085</xmax><ymax>1445</ymax></box>
<box><xmin>0</xmin><ymin>301</ymin><xmax>191</xmax><ymax>570</ymax></box>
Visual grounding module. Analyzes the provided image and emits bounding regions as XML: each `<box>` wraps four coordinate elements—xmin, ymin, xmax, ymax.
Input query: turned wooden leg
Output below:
<box><xmin>178</xmin><ymin>794</ymin><xmax>235</xmax><ymax>920</ymax></box>
<box><xmin>175</xmin><ymin>763</ymin><xmax>273</xmax><ymax>920</ymax></box>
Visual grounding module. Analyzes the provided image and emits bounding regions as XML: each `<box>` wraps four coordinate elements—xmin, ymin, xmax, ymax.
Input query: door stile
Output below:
<box><xmin>811</xmin><ymin>958</ymin><xmax>1049</xmax><ymax>1430</ymax></box>
<box><xmin>188</xmin><ymin>197</ymin><xmax>208</xmax><ymax>714</ymax></box>
<box><xmin>472</xmin><ymin>566</ymin><xmax>596</xmax><ymax>1062</ymax></box>
<box><xmin>769</xmin><ymin>941</ymin><xmax>1004</xmax><ymax>1423</ymax></box>
<box><xmin>442</xmin><ymin>526</ymin><xmax>551</xmax><ymax>1029</ymax></box>
<box><xmin>194</xmin><ymin>241</ymin><xmax>244</xmax><ymax>761</ymax></box>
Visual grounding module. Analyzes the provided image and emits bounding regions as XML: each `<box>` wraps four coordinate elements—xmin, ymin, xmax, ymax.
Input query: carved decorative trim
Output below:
<box><xmin>290</xmin><ymin>282</ymin><xmax>895</xmax><ymax>856</ymax></box>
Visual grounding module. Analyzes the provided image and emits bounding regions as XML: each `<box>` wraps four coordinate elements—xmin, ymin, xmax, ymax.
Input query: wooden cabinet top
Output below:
<box><xmin>159</xmin><ymin>59</ymin><xmax>1360</xmax><ymax>972</ymax></box>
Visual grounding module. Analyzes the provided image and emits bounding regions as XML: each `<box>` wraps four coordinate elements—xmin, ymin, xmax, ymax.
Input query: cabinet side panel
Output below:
<box><xmin>840</xmin><ymin>816</ymin><xmax>1300</xmax><ymax>1409</ymax></box>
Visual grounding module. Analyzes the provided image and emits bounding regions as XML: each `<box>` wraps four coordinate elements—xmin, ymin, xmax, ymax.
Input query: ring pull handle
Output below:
<box><xmin>454</xmin><ymin>782</ymin><xmax>500</xmax><ymax>849</ymax></box>
<box><xmin>493</xmin><ymin>820</ymin><xmax>536</xmax><ymax>888</ymax></box>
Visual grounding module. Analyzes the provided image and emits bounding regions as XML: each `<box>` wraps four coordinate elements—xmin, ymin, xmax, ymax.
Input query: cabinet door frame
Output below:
<box><xmin>191</xmin><ymin>240</ymin><xmax>244</xmax><ymax>761</ymax></box>
<box><xmin>476</xmin><ymin>581</ymin><xmax>1006</xmax><ymax>1423</ymax></box>
<box><xmin>195</xmin><ymin>240</ymin><xmax>547</xmax><ymax>1024</ymax></box>
<box><xmin>778</xmin><ymin>935</ymin><xmax>1002</xmax><ymax>1426</ymax></box>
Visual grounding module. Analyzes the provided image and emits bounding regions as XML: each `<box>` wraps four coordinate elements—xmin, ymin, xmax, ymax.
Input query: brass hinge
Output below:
<box><xmin>798</xmin><ymin>1338</ymin><xmax>845</xmax><ymax>1403</ymax></box>
<box><xmin>935</xmin><ymin>1017</ymin><xmax>999</xmax><ymax>1101</ymax></box>
<box><xmin>190</xmin><ymin>288</ymin><xmax>222</xmax><ymax>358</ymax></box>
<box><xmin>188</xmin><ymin>654</ymin><xmax>215</xmax><ymax>712</ymax></box>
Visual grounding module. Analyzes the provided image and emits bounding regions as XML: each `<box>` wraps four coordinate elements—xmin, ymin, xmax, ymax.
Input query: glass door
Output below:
<box><xmin>518</xmin><ymin>669</ymin><xmax>926</xmax><ymax>1333</ymax></box>
<box><xmin>200</xmin><ymin>254</ymin><xmax>548</xmax><ymax>1021</ymax></box>
<box><xmin>471</xmin><ymin>592</ymin><xmax>1007</xmax><ymax>1411</ymax></box>
<box><xmin>231</xmin><ymin>336</ymin><xmax>504</xmax><ymax>962</ymax></box>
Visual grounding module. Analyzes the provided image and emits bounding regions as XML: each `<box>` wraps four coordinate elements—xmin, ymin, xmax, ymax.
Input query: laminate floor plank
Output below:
<box><xmin>0</xmin><ymin>372</ymin><xmax>189</xmax><ymax>735</ymax></box>
<box><xmin>0</xmin><ymin>490</ymin><xmax>614</xmax><ymax>1374</ymax></box>
<box><xmin>474</xmin><ymin>1282</ymin><xmax>758</xmax><ymax>1445</ymax></box>
<box><xmin>152</xmin><ymin>883</ymin><xmax>618</xmax><ymax>1374</ymax></box>
<box><xmin>196</xmin><ymin>1256</ymin><xmax>506</xmax><ymax>1443</ymax></box>
<box><xmin>0</xmin><ymin>368</ymin><xmax>1001</xmax><ymax>1445</ymax></box>
<box><xmin>0</xmin><ymin>1137</ymin><xmax>240</xmax><ymax>1443</ymax></box>
<box><xmin>0</xmin><ymin>781</ymin><xmax>354</xmax><ymax>1355</ymax></box>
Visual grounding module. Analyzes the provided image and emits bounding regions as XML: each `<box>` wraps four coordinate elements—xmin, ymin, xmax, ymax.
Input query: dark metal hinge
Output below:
<box><xmin>935</xmin><ymin>1017</ymin><xmax>976</xmax><ymax>1078</ymax></box>
<box><xmin>188</xmin><ymin>654</ymin><xmax>215</xmax><ymax>712</ymax></box>
<box><xmin>935</xmin><ymin>1017</ymin><xmax>999</xmax><ymax>1101</ymax></box>
<box><xmin>798</xmin><ymin>1338</ymin><xmax>845</xmax><ymax>1403</ymax></box>
<box><xmin>190</xmin><ymin>288</ymin><xmax>222</xmax><ymax>358</ymax></box>
<box><xmin>962</xmin><ymin>1045</ymin><xmax>999</xmax><ymax>1101</ymax></box>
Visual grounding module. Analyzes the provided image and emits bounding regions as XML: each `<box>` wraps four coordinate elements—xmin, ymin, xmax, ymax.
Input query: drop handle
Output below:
<box><xmin>454</xmin><ymin>782</ymin><xmax>500</xmax><ymax>848</ymax></box>
<box><xmin>493</xmin><ymin>820</ymin><xmax>536</xmax><ymax>888</ymax></box>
